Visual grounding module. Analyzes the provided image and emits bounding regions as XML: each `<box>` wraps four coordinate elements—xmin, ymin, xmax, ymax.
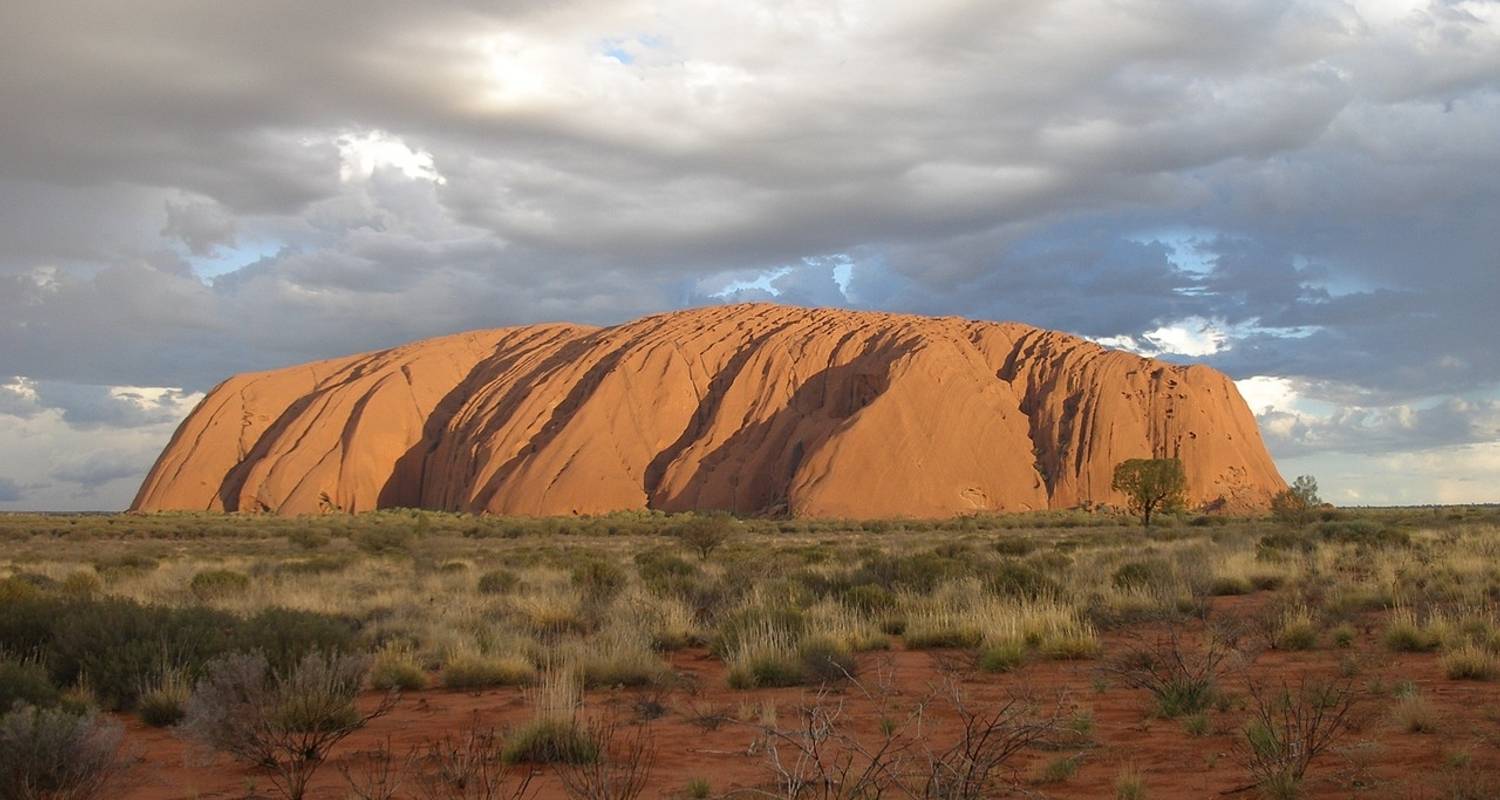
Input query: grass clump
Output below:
<box><xmin>1442</xmin><ymin>644</ymin><xmax>1497</xmax><ymax>681</ymax></box>
<box><xmin>979</xmin><ymin>641</ymin><xmax>1026</xmax><ymax>673</ymax></box>
<box><xmin>1115</xmin><ymin>765</ymin><xmax>1147</xmax><ymax>800</ymax></box>
<box><xmin>1272</xmin><ymin>605</ymin><xmax>1319</xmax><ymax>651</ymax></box>
<box><xmin>136</xmin><ymin>667</ymin><xmax>191</xmax><ymax>727</ymax></box>
<box><xmin>1392</xmin><ymin>691</ymin><xmax>1438</xmax><ymax>733</ymax></box>
<box><xmin>440</xmin><ymin>652</ymin><xmax>535</xmax><ymax>690</ymax></box>
<box><xmin>1038</xmin><ymin>754</ymin><xmax>1080</xmax><ymax>784</ymax></box>
<box><xmin>1383</xmin><ymin>608</ymin><xmax>1442</xmax><ymax>653</ymax></box>
<box><xmin>502</xmin><ymin>670</ymin><xmax>596</xmax><ymax>765</ymax></box>
<box><xmin>369</xmin><ymin>645</ymin><xmax>427</xmax><ymax>691</ymax></box>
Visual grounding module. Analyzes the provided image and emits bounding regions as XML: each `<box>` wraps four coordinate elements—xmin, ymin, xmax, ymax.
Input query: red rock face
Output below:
<box><xmin>132</xmin><ymin>304</ymin><xmax>1286</xmax><ymax>517</ymax></box>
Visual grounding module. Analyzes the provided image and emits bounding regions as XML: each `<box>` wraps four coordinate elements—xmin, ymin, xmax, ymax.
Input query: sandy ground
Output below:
<box><xmin>110</xmin><ymin>598</ymin><xmax>1500</xmax><ymax>799</ymax></box>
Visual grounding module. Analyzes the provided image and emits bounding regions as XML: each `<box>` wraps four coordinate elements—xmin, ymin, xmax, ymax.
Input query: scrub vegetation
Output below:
<box><xmin>2</xmin><ymin>503</ymin><xmax>1499</xmax><ymax>797</ymax></box>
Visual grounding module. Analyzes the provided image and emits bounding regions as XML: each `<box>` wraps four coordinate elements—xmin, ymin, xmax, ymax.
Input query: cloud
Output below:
<box><xmin>162</xmin><ymin>197</ymin><xmax>238</xmax><ymax>257</ymax></box>
<box><xmin>0</xmin><ymin>0</ymin><xmax>1497</xmax><ymax>505</ymax></box>
<box><xmin>0</xmin><ymin>478</ymin><xmax>22</xmax><ymax>503</ymax></box>
<box><xmin>50</xmin><ymin>451</ymin><xmax>157</xmax><ymax>490</ymax></box>
<box><xmin>1259</xmin><ymin>397</ymin><xmax>1500</xmax><ymax>458</ymax></box>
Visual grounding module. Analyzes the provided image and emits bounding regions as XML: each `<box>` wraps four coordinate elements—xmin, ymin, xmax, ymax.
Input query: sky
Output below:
<box><xmin>1</xmin><ymin>0</ymin><xmax>1497</xmax><ymax>511</ymax></box>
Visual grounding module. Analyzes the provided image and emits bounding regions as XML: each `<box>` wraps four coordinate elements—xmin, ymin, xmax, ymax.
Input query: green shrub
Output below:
<box><xmin>189</xmin><ymin>569</ymin><xmax>251</xmax><ymax>600</ymax></box>
<box><xmin>0</xmin><ymin>596</ymin><xmax>359</xmax><ymax>710</ymax></box>
<box><xmin>992</xmin><ymin>537</ymin><xmax>1037</xmax><ymax>556</ymax></box>
<box><xmin>570</xmin><ymin>559</ymin><xmax>626</xmax><ymax>603</ymax></box>
<box><xmin>0</xmin><ymin>658</ymin><xmax>60</xmax><ymax>711</ymax></box>
<box><xmin>840</xmin><ymin>584</ymin><xmax>895</xmax><ymax>613</ymax></box>
<box><xmin>276</xmin><ymin>555</ymin><xmax>354</xmax><ymax>575</ymax></box>
<box><xmin>352</xmin><ymin>527</ymin><xmax>414</xmax><ymax>555</ymax></box>
<box><xmin>986</xmin><ymin>560</ymin><xmax>1058</xmax><ymax>600</ymax></box>
<box><xmin>45</xmin><ymin>600</ymin><xmax>236</xmax><ymax>709</ymax></box>
<box><xmin>236</xmin><ymin>607</ymin><xmax>361</xmax><ymax>674</ymax></box>
<box><xmin>476</xmin><ymin>568</ymin><xmax>520</xmax><ymax>595</ymax></box>
<box><xmin>92</xmin><ymin>554</ymin><xmax>159</xmax><ymax>579</ymax></box>
<box><xmin>797</xmin><ymin>637</ymin><xmax>856</xmax><ymax>683</ymax></box>
<box><xmin>60</xmin><ymin>572</ymin><xmax>103</xmax><ymax>597</ymax></box>
<box><xmin>1209</xmin><ymin>575</ymin><xmax>1253</xmax><ymax>596</ymax></box>
<box><xmin>1316</xmin><ymin>520</ymin><xmax>1409</xmax><ymax>548</ymax></box>
<box><xmin>1112</xmin><ymin>559</ymin><xmax>1174</xmax><ymax>591</ymax></box>
<box><xmin>286</xmin><ymin>529</ymin><xmax>330</xmax><ymax>550</ymax></box>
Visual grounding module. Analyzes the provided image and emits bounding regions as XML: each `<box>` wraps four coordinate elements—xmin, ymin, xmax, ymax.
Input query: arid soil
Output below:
<box><xmin>132</xmin><ymin>303</ymin><xmax>1284</xmax><ymax>518</ymax></box>
<box><xmin>111</xmin><ymin>597</ymin><xmax>1500</xmax><ymax>800</ymax></box>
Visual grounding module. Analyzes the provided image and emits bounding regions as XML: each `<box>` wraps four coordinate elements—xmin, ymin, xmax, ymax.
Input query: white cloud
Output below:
<box><xmin>337</xmin><ymin>131</ymin><xmax>445</xmax><ymax>184</ymax></box>
<box><xmin>0</xmin><ymin>378</ymin><xmax>200</xmax><ymax>510</ymax></box>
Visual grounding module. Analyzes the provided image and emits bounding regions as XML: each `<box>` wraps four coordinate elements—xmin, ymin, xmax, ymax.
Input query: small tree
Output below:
<box><xmin>178</xmin><ymin>651</ymin><xmax>396</xmax><ymax>800</ymax></box>
<box><xmin>673</xmin><ymin>515</ymin><xmax>733</xmax><ymax>561</ymax></box>
<box><xmin>1270</xmin><ymin>475</ymin><xmax>1320</xmax><ymax>526</ymax></box>
<box><xmin>1110</xmin><ymin>458</ymin><xmax>1187</xmax><ymax>526</ymax></box>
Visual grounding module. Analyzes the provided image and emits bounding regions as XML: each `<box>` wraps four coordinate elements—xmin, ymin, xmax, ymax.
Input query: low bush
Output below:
<box><xmin>0</xmin><ymin>657</ymin><xmax>60</xmax><ymax>711</ymax></box>
<box><xmin>796</xmin><ymin>636</ymin><xmax>857</xmax><ymax>683</ymax></box>
<box><xmin>1112</xmin><ymin>559</ymin><xmax>1174</xmax><ymax>591</ymax></box>
<box><xmin>179</xmin><ymin>651</ymin><xmax>391</xmax><ymax>800</ymax></box>
<box><xmin>986</xmin><ymin>560</ymin><xmax>1058</xmax><ymax>600</ymax></box>
<box><xmin>352</xmin><ymin>527</ymin><xmax>414</xmax><ymax>556</ymax></box>
<box><xmin>571</xmin><ymin>559</ymin><xmax>627</xmax><ymax>603</ymax></box>
<box><xmin>0</xmin><ymin>705</ymin><xmax>124</xmax><ymax>800</ymax></box>
<box><xmin>189</xmin><ymin>569</ymin><xmax>251</xmax><ymax>600</ymax></box>
<box><xmin>839</xmin><ymin>584</ymin><xmax>896</xmax><ymax>613</ymax></box>
<box><xmin>476</xmin><ymin>568</ymin><xmax>520</xmax><ymax>595</ymax></box>
<box><xmin>0</xmin><ymin>596</ymin><xmax>360</xmax><ymax>710</ymax></box>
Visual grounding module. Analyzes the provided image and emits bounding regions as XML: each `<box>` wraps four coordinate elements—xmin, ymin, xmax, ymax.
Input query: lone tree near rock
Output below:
<box><xmin>673</xmin><ymin>514</ymin><xmax>734</xmax><ymax>560</ymax></box>
<box><xmin>1270</xmin><ymin>475</ymin><xmax>1321</xmax><ymax>526</ymax></box>
<box><xmin>1112</xmin><ymin>458</ymin><xmax>1188</xmax><ymax>526</ymax></box>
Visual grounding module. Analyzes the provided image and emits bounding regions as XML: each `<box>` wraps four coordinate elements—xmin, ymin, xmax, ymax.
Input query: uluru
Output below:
<box><xmin>131</xmin><ymin>304</ymin><xmax>1285</xmax><ymax>518</ymax></box>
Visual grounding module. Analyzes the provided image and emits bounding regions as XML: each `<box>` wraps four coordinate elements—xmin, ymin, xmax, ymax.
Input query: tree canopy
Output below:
<box><xmin>1111</xmin><ymin>458</ymin><xmax>1188</xmax><ymax>526</ymax></box>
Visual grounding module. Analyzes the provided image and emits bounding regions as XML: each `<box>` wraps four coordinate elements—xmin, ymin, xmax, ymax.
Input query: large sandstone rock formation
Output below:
<box><xmin>132</xmin><ymin>304</ymin><xmax>1285</xmax><ymax>517</ymax></box>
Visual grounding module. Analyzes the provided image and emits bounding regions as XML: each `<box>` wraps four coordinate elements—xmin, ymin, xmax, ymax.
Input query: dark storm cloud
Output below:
<box><xmin>0</xmin><ymin>0</ymin><xmax>1497</xmax><ymax>507</ymax></box>
<box><xmin>0</xmin><ymin>478</ymin><xmax>23</xmax><ymax>503</ymax></box>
